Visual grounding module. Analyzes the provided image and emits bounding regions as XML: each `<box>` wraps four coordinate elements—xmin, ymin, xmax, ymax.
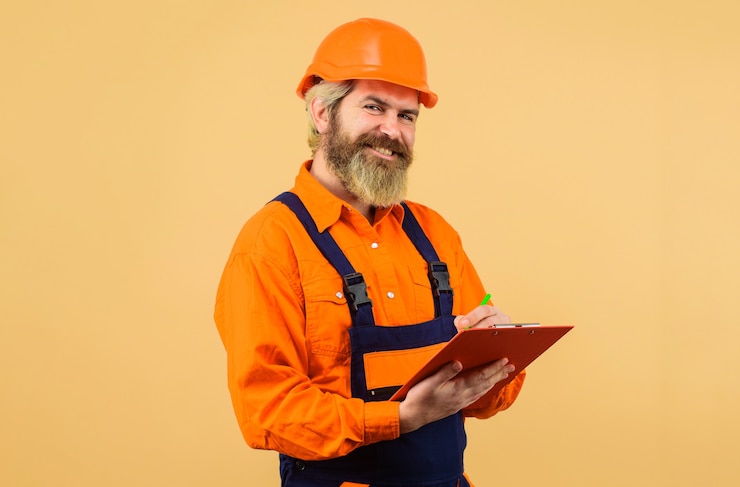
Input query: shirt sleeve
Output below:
<box><xmin>446</xmin><ymin>233</ymin><xmax>528</xmax><ymax>418</ymax></box>
<box><xmin>214</xmin><ymin>241</ymin><xmax>400</xmax><ymax>461</ymax></box>
<box><xmin>462</xmin><ymin>371</ymin><xmax>526</xmax><ymax>418</ymax></box>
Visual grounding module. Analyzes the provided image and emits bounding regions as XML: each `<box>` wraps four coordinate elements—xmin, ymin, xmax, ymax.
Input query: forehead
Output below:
<box><xmin>346</xmin><ymin>79</ymin><xmax>420</xmax><ymax>108</ymax></box>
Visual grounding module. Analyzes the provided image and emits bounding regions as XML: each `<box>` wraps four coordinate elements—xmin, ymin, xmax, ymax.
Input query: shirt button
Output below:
<box><xmin>387</xmin><ymin>291</ymin><xmax>395</xmax><ymax>299</ymax></box>
<box><xmin>371</xmin><ymin>242</ymin><xmax>379</xmax><ymax>249</ymax></box>
<box><xmin>336</xmin><ymin>291</ymin><xmax>343</xmax><ymax>299</ymax></box>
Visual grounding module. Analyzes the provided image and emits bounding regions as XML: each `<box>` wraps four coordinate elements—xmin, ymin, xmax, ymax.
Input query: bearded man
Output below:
<box><xmin>214</xmin><ymin>18</ymin><xmax>525</xmax><ymax>487</ymax></box>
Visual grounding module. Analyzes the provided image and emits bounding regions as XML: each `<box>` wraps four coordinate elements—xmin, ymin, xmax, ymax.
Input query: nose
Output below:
<box><xmin>378</xmin><ymin>114</ymin><xmax>402</xmax><ymax>139</ymax></box>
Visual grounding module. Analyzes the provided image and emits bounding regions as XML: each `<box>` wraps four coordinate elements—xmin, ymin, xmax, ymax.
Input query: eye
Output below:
<box><xmin>399</xmin><ymin>113</ymin><xmax>417</xmax><ymax>124</ymax></box>
<box><xmin>364</xmin><ymin>104</ymin><xmax>383</xmax><ymax>113</ymax></box>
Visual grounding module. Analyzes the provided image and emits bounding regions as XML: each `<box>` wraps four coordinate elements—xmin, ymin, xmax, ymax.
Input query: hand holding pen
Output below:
<box><xmin>454</xmin><ymin>292</ymin><xmax>512</xmax><ymax>331</ymax></box>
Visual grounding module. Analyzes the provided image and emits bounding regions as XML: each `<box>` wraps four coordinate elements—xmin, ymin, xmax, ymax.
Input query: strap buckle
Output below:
<box><xmin>342</xmin><ymin>272</ymin><xmax>372</xmax><ymax>312</ymax></box>
<box><xmin>428</xmin><ymin>261</ymin><xmax>453</xmax><ymax>298</ymax></box>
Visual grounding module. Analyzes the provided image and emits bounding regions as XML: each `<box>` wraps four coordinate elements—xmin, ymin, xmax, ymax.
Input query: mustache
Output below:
<box><xmin>354</xmin><ymin>133</ymin><xmax>410</xmax><ymax>161</ymax></box>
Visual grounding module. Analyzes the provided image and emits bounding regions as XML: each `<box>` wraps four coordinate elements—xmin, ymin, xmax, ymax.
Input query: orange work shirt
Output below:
<box><xmin>214</xmin><ymin>161</ymin><xmax>525</xmax><ymax>461</ymax></box>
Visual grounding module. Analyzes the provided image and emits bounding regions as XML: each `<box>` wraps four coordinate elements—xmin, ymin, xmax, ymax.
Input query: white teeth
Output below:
<box><xmin>374</xmin><ymin>147</ymin><xmax>393</xmax><ymax>156</ymax></box>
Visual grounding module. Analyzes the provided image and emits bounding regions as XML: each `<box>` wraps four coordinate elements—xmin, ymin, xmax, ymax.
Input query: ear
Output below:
<box><xmin>309</xmin><ymin>96</ymin><xmax>330</xmax><ymax>134</ymax></box>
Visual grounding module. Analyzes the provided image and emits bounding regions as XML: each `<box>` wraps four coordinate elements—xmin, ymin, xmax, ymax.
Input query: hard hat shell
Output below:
<box><xmin>297</xmin><ymin>18</ymin><xmax>438</xmax><ymax>108</ymax></box>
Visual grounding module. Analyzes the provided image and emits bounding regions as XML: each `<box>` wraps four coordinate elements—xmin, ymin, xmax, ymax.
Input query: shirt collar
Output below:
<box><xmin>291</xmin><ymin>161</ymin><xmax>347</xmax><ymax>232</ymax></box>
<box><xmin>291</xmin><ymin>160</ymin><xmax>405</xmax><ymax>232</ymax></box>
<box><xmin>375</xmin><ymin>203</ymin><xmax>405</xmax><ymax>226</ymax></box>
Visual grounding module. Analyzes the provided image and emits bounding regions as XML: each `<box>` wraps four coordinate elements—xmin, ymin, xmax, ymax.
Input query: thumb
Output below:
<box><xmin>454</xmin><ymin>315</ymin><xmax>472</xmax><ymax>331</ymax></box>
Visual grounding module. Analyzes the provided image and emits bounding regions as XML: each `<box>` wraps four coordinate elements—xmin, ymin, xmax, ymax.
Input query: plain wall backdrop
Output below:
<box><xmin>2</xmin><ymin>1</ymin><xmax>739</xmax><ymax>485</ymax></box>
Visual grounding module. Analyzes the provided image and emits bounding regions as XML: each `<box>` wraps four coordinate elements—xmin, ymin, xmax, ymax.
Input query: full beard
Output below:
<box><xmin>322</xmin><ymin>115</ymin><xmax>413</xmax><ymax>208</ymax></box>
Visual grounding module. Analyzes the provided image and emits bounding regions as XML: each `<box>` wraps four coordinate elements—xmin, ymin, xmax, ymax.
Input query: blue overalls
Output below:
<box><xmin>274</xmin><ymin>192</ymin><xmax>471</xmax><ymax>487</ymax></box>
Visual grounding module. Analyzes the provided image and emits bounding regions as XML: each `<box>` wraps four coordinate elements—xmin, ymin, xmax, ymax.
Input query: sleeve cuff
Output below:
<box><xmin>364</xmin><ymin>400</ymin><xmax>400</xmax><ymax>444</ymax></box>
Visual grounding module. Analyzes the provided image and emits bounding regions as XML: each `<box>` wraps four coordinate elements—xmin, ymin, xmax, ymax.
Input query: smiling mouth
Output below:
<box><xmin>372</xmin><ymin>146</ymin><xmax>394</xmax><ymax>156</ymax></box>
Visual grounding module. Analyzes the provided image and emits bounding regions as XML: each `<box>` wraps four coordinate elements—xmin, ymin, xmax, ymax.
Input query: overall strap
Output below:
<box><xmin>400</xmin><ymin>201</ymin><xmax>454</xmax><ymax>317</ymax></box>
<box><xmin>272</xmin><ymin>192</ymin><xmax>375</xmax><ymax>327</ymax></box>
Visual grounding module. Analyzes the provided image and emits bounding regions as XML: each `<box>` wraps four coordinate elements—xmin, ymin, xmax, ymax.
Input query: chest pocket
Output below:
<box><xmin>301</xmin><ymin>264</ymin><xmax>352</xmax><ymax>358</ymax></box>
<box><xmin>409</xmin><ymin>264</ymin><xmax>437</xmax><ymax>323</ymax></box>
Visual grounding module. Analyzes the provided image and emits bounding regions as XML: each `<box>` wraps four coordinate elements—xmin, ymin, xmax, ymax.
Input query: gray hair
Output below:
<box><xmin>304</xmin><ymin>79</ymin><xmax>354</xmax><ymax>155</ymax></box>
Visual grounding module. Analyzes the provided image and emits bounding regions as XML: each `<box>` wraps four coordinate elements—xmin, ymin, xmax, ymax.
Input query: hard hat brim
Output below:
<box><xmin>296</xmin><ymin>71</ymin><xmax>438</xmax><ymax>109</ymax></box>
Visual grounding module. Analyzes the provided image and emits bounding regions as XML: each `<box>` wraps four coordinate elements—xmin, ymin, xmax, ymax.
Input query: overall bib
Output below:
<box><xmin>274</xmin><ymin>192</ymin><xmax>470</xmax><ymax>487</ymax></box>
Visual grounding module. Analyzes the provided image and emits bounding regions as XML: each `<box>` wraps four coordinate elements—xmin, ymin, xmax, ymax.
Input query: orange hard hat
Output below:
<box><xmin>296</xmin><ymin>18</ymin><xmax>438</xmax><ymax>108</ymax></box>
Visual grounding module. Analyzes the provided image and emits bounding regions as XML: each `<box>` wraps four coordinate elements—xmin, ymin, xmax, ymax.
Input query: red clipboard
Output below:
<box><xmin>390</xmin><ymin>324</ymin><xmax>574</xmax><ymax>401</ymax></box>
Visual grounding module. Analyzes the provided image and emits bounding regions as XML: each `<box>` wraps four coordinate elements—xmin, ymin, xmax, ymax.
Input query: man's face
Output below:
<box><xmin>321</xmin><ymin>79</ymin><xmax>419</xmax><ymax>208</ymax></box>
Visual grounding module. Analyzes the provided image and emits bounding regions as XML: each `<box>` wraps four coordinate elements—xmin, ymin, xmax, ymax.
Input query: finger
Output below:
<box><xmin>427</xmin><ymin>360</ymin><xmax>464</xmax><ymax>387</ymax></box>
<box><xmin>465</xmin><ymin>360</ymin><xmax>515</xmax><ymax>396</ymax></box>
<box><xmin>458</xmin><ymin>305</ymin><xmax>499</xmax><ymax>330</ymax></box>
<box><xmin>482</xmin><ymin>358</ymin><xmax>515</xmax><ymax>379</ymax></box>
<box><xmin>455</xmin><ymin>372</ymin><xmax>507</xmax><ymax>406</ymax></box>
<box><xmin>465</xmin><ymin>359</ymin><xmax>515</xmax><ymax>392</ymax></box>
<box><xmin>454</xmin><ymin>315</ymin><xmax>467</xmax><ymax>330</ymax></box>
<box><xmin>490</xmin><ymin>306</ymin><xmax>512</xmax><ymax>325</ymax></box>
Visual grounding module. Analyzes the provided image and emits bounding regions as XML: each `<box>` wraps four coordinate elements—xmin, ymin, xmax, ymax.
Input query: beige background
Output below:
<box><xmin>2</xmin><ymin>1</ymin><xmax>739</xmax><ymax>485</ymax></box>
